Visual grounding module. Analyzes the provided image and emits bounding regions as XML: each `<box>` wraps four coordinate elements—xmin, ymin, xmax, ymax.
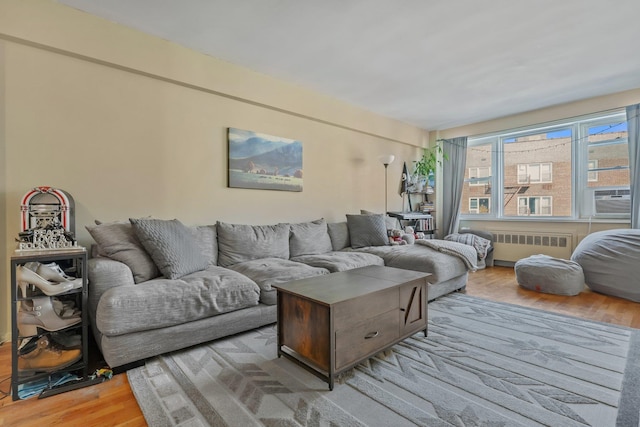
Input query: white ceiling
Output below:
<box><xmin>56</xmin><ymin>0</ymin><xmax>640</xmax><ymax>131</ymax></box>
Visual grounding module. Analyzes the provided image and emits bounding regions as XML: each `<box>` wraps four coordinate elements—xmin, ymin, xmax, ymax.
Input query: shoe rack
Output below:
<box><xmin>10</xmin><ymin>248</ymin><xmax>102</xmax><ymax>400</ymax></box>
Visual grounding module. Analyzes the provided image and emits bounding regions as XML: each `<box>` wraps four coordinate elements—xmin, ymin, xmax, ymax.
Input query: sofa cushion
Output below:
<box><xmin>227</xmin><ymin>258</ymin><xmax>329</xmax><ymax>291</ymax></box>
<box><xmin>349</xmin><ymin>244</ymin><xmax>468</xmax><ymax>283</ymax></box>
<box><xmin>217</xmin><ymin>222</ymin><xmax>290</xmax><ymax>267</ymax></box>
<box><xmin>86</xmin><ymin>220</ymin><xmax>160</xmax><ymax>283</ymax></box>
<box><xmin>291</xmin><ymin>251</ymin><xmax>384</xmax><ymax>272</ymax></box>
<box><xmin>346</xmin><ymin>214</ymin><xmax>389</xmax><ymax>248</ymax></box>
<box><xmin>95</xmin><ymin>266</ymin><xmax>260</xmax><ymax>336</ymax></box>
<box><xmin>190</xmin><ymin>224</ymin><xmax>218</xmax><ymax>267</ymax></box>
<box><xmin>130</xmin><ymin>218</ymin><xmax>209</xmax><ymax>279</ymax></box>
<box><xmin>327</xmin><ymin>222</ymin><xmax>350</xmax><ymax>251</ymax></box>
<box><xmin>289</xmin><ymin>219</ymin><xmax>333</xmax><ymax>257</ymax></box>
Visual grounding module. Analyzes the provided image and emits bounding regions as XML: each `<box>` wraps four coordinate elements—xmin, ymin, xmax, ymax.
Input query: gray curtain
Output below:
<box><xmin>627</xmin><ymin>104</ymin><xmax>640</xmax><ymax>229</ymax></box>
<box><xmin>441</xmin><ymin>136</ymin><xmax>468</xmax><ymax>236</ymax></box>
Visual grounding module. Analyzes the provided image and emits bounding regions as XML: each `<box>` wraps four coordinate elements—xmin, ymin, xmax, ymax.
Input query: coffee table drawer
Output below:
<box><xmin>335</xmin><ymin>309</ymin><xmax>399</xmax><ymax>370</ymax></box>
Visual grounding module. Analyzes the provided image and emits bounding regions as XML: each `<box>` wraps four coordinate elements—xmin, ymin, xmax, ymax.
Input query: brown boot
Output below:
<box><xmin>18</xmin><ymin>335</ymin><xmax>81</xmax><ymax>374</ymax></box>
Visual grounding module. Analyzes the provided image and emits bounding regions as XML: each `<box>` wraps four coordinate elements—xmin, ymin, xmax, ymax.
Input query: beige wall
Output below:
<box><xmin>0</xmin><ymin>0</ymin><xmax>428</xmax><ymax>341</ymax></box>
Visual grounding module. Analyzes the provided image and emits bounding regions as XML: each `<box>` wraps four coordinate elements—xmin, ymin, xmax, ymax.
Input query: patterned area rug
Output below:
<box><xmin>127</xmin><ymin>294</ymin><xmax>640</xmax><ymax>426</ymax></box>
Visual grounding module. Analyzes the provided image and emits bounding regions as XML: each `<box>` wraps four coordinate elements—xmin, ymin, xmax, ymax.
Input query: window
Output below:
<box><xmin>584</xmin><ymin>120</ymin><xmax>629</xmax><ymax>190</ymax></box>
<box><xmin>504</xmin><ymin>128</ymin><xmax>570</xmax><ymax>217</ymax></box>
<box><xmin>469</xmin><ymin>197</ymin><xmax>490</xmax><ymax>213</ymax></box>
<box><xmin>461</xmin><ymin>142</ymin><xmax>492</xmax><ymax>215</ymax></box>
<box><xmin>517</xmin><ymin>163</ymin><xmax>552</xmax><ymax>184</ymax></box>
<box><xmin>469</xmin><ymin>167</ymin><xmax>491</xmax><ymax>186</ymax></box>
<box><xmin>587</xmin><ymin>160</ymin><xmax>598</xmax><ymax>182</ymax></box>
<box><xmin>461</xmin><ymin>110</ymin><xmax>630</xmax><ymax>220</ymax></box>
<box><xmin>517</xmin><ymin>196</ymin><xmax>552</xmax><ymax>216</ymax></box>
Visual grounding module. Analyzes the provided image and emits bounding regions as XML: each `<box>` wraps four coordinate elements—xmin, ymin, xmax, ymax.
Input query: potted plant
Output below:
<box><xmin>413</xmin><ymin>143</ymin><xmax>448</xmax><ymax>192</ymax></box>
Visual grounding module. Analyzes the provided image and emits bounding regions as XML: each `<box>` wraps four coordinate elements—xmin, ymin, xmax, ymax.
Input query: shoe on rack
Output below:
<box><xmin>36</xmin><ymin>262</ymin><xmax>83</xmax><ymax>289</ymax></box>
<box><xmin>51</xmin><ymin>297</ymin><xmax>81</xmax><ymax>318</ymax></box>
<box><xmin>22</xmin><ymin>296</ymin><xmax>81</xmax><ymax>319</ymax></box>
<box><xmin>18</xmin><ymin>336</ymin><xmax>40</xmax><ymax>356</ymax></box>
<box><xmin>18</xmin><ymin>332</ymin><xmax>81</xmax><ymax>353</ymax></box>
<box><xmin>18</xmin><ymin>296</ymin><xmax>81</xmax><ymax>336</ymax></box>
<box><xmin>16</xmin><ymin>266</ymin><xmax>73</xmax><ymax>297</ymax></box>
<box><xmin>18</xmin><ymin>335</ymin><xmax>81</xmax><ymax>374</ymax></box>
<box><xmin>49</xmin><ymin>331</ymin><xmax>82</xmax><ymax>350</ymax></box>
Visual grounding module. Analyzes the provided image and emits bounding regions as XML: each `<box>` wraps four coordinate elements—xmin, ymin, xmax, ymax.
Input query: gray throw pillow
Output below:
<box><xmin>327</xmin><ymin>222</ymin><xmax>351</xmax><ymax>251</ymax></box>
<box><xmin>130</xmin><ymin>218</ymin><xmax>209</xmax><ymax>279</ymax></box>
<box><xmin>346</xmin><ymin>214</ymin><xmax>389</xmax><ymax>249</ymax></box>
<box><xmin>289</xmin><ymin>219</ymin><xmax>333</xmax><ymax>257</ymax></box>
<box><xmin>86</xmin><ymin>220</ymin><xmax>160</xmax><ymax>283</ymax></box>
<box><xmin>189</xmin><ymin>224</ymin><xmax>218</xmax><ymax>266</ymax></box>
<box><xmin>217</xmin><ymin>222</ymin><xmax>290</xmax><ymax>267</ymax></box>
<box><xmin>360</xmin><ymin>209</ymin><xmax>401</xmax><ymax>230</ymax></box>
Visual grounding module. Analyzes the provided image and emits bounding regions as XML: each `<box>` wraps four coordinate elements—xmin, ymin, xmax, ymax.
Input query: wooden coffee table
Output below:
<box><xmin>273</xmin><ymin>265</ymin><xmax>431</xmax><ymax>390</ymax></box>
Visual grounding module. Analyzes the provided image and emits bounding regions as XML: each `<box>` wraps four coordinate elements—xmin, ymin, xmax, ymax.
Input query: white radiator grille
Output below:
<box><xmin>491</xmin><ymin>231</ymin><xmax>573</xmax><ymax>262</ymax></box>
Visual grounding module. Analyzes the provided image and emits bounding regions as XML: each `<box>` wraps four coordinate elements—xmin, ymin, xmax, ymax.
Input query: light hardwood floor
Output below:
<box><xmin>1</xmin><ymin>266</ymin><xmax>638</xmax><ymax>426</ymax></box>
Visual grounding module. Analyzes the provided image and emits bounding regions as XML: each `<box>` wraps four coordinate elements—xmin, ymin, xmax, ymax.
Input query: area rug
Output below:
<box><xmin>127</xmin><ymin>293</ymin><xmax>640</xmax><ymax>426</ymax></box>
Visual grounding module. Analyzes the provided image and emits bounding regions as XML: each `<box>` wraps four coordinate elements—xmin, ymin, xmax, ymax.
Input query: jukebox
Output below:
<box><xmin>18</xmin><ymin>187</ymin><xmax>77</xmax><ymax>250</ymax></box>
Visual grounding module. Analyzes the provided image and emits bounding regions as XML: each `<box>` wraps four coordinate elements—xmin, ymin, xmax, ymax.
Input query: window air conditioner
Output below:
<box><xmin>593</xmin><ymin>187</ymin><xmax>631</xmax><ymax>214</ymax></box>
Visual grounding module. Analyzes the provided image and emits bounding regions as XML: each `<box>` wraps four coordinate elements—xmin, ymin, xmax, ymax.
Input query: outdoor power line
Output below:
<box><xmin>437</xmin><ymin>112</ymin><xmax>636</xmax><ymax>155</ymax></box>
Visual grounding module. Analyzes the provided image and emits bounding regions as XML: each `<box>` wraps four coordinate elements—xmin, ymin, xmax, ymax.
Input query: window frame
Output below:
<box><xmin>517</xmin><ymin>196</ymin><xmax>553</xmax><ymax>216</ymax></box>
<box><xmin>460</xmin><ymin>109</ymin><xmax>629</xmax><ymax>221</ymax></box>
<box><xmin>587</xmin><ymin>159</ymin><xmax>598</xmax><ymax>182</ymax></box>
<box><xmin>469</xmin><ymin>197</ymin><xmax>491</xmax><ymax>214</ymax></box>
<box><xmin>517</xmin><ymin>163</ymin><xmax>553</xmax><ymax>184</ymax></box>
<box><xmin>469</xmin><ymin>166</ymin><xmax>491</xmax><ymax>186</ymax></box>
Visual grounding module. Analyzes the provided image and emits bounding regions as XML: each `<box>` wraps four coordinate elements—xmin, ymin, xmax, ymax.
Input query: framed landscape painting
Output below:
<box><xmin>227</xmin><ymin>128</ymin><xmax>303</xmax><ymax>192</ymax></box>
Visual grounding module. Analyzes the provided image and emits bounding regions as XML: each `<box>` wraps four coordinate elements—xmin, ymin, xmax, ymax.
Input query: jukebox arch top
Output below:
<box><xmin>20</xmin><ymin>187</ymin><xmax>75</xmax><ymax>234</ymax></box>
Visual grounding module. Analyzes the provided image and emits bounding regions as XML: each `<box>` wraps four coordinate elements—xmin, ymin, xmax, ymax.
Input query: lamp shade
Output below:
<box><xmin>378</xmin><ymin>154</ymin><xmax>395</xmax><ymax>166</ymax></box>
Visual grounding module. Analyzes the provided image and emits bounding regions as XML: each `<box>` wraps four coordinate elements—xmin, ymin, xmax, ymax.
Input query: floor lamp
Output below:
<box><xmin>378</xmin><ymin>155</ymin><xmax>395</xmax><ymax>213</ymax></box>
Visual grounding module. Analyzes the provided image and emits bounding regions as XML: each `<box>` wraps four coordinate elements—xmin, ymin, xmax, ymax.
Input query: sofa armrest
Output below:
<box><xmin>459</xmin><ymin>229</ymin><xmax>495</xmax><ymax>267</ymax></box>
<box><xmin>88</xmin><ymin>257</ymin><xmax>135</xmax><ymax>321</ymax></box>
<box><xmin>485</xmin><ymin>249</ymin><xmax>494</xmax><ymax>267</ymax></box>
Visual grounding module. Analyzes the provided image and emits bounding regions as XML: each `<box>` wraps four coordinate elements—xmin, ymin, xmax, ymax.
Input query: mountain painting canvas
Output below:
<box><xmin>228</xmin><ymin>128</ymin><xmax>303</xmax><ymax>191</ymax></box>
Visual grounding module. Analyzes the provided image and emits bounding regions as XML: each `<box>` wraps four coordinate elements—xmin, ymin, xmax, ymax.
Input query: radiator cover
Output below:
<box><xmin>491</xmin><ymin>231</ymin><xmax>573</xmax><ymax>262</ymax></box>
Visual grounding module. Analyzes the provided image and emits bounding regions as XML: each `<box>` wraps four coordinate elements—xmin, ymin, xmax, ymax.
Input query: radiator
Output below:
<box><xmin>491</xmin><ymin>231</ymin><xmax>573</xmax><ymax>262</ymax></box>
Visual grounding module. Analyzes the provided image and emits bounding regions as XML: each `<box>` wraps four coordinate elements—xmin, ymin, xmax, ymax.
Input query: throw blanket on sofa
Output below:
<box><xmin>416</xmin><ymin>239</ymin><xmax>478</xmax><ymax>271</ymax></box>
<box><xmin>444</xmin><ymin>233</ymin><xmax>491</xmax><ymax>261</ymax></box>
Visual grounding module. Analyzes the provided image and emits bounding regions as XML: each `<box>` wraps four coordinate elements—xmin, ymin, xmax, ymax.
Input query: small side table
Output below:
<box><xmin>387</xmin><ymin>211</ymin><xmax>436</xmax><ymax>238</ymax></box>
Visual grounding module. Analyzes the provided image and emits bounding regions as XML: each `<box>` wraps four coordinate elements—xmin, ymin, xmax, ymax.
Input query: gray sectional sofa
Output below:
<box><xmin>86</xmin><ymin>215</ymin><xmax>474</xmax><ymax>368</ymax></box>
